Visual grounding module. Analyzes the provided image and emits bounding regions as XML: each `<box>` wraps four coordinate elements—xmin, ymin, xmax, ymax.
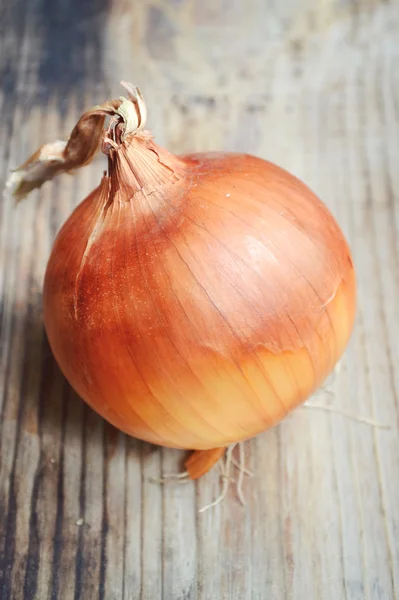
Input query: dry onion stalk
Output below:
<box><xmin>8</xmin><ymin>83</ymin><xmax>356</xmax><ymax>480</ymax></box>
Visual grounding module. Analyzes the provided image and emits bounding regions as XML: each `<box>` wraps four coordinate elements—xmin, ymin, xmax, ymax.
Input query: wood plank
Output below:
<box><xmin>1</xmin><ymin>0</ymin><xmax>399</xmax><ymax>599</ymax></box>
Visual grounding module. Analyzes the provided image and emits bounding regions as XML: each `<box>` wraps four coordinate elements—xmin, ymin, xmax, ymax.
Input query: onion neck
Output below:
<box><xmin>106</xmin><ymin>133</ymin><xmax>187</xmax><ymax>201</ymax></box>
<box><xmin>6</xmin><ymin>81</ymin><xmax>186</xmax><ymax>203</ymax></box>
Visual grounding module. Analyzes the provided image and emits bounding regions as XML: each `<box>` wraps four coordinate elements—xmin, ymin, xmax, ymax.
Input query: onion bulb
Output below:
<box><xmin>9</xmin><ymin>83</ymin><xmax>356</xmax><ymax>478</ymax></box>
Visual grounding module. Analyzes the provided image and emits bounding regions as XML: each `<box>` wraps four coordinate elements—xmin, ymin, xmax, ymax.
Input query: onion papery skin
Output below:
<box><xmin>43</xmin><ymin>135</ymin><xmax>356</xmax><ymax>451</ymax></box>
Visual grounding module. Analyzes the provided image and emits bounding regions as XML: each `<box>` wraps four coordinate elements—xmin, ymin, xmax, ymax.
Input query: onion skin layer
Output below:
<box><xmin>43</xmin><ymin>134</ymin><xmax>356</xmax><ymax>452</ymax></box>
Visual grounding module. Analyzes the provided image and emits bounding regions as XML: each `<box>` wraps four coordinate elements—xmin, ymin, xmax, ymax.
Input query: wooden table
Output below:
<box><xmin>1</xmin><ymin>0</ymin><xmax>398</xmax><ymax>598</ymax></box>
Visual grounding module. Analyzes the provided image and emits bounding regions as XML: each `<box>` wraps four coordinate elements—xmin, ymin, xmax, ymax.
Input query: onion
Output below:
<box><xmin>9</xmin><ymin>83</ymin><xmax>356</xmax><ymax>478</ymax></box>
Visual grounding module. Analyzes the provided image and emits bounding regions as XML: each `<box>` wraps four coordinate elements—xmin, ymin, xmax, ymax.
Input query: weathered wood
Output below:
<box><xmin>1</xmin><ymin>0</ymin><xmax>399</xmax><ymax>598</ymax></box>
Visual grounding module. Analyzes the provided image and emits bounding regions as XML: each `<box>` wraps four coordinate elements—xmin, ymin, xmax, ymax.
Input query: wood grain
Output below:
<box><xmin>1</xmin><ymin>0</ymin><xmax>398</xmax><ymax>598</ymax></box>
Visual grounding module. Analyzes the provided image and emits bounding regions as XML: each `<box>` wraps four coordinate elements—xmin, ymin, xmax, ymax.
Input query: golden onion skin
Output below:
<box><xmin>43</xmin><ymin>136</ymin><xmax>356</xmax><ymax>451</ymax></box>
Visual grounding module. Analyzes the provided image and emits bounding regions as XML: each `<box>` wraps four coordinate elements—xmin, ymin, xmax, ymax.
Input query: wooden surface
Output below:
<box><xmin>1</xmin><ymin>0</ymin><xmax>399</xmax><ymax>598</ymax></box>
